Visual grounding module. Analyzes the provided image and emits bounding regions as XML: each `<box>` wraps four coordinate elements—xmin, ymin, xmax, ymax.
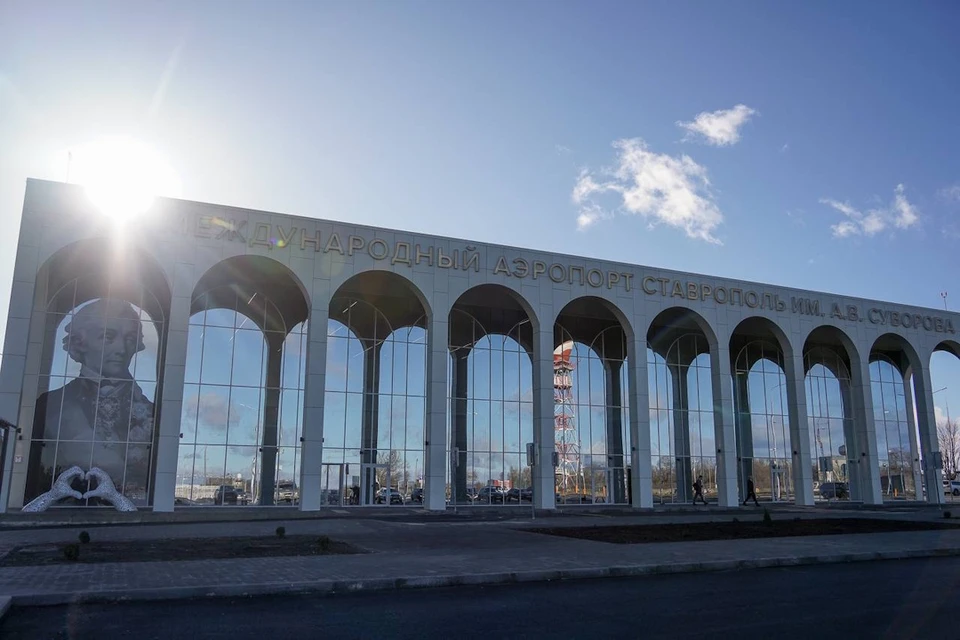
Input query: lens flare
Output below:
<box><xmin>67</xmin><ymin>137</ymin><xmax>181</xmax><ymax>223</ymax></box>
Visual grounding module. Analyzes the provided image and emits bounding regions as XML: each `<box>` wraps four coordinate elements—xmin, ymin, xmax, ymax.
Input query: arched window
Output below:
<box><xmin>177</xmin><ymin>292</ymin><xmax>307</xmax><ymax>506</ymax></box>
<box><xmin>27</xmin><ymin>275</ymin><xmax>165</xmax><ymax>508</ymax></box>
<box><xmin>448</xmin><ymin>285</ymin><xmax>534</xmax><ymax>506</ymax></box>
<box><xmin>733</xmin><ymin>340</ymin><xmax>794</xmax><ymax>503</ymax></box>
<box><xmin>647</xmin><ymin>308</ymin><xmax>716</xmax><ymax>505</ymax></box>
<box><xmin>805</xmin><ymin>348</ymin><xmax>852</xmax><ymax>501</ymax></box>
<box><xmin>323</xmin><ymin>272</ymin><xmax>428</xmax><ymax>506</ymax></box>
<box><xmin>870</xmin><ymin>355</ymin><xmax>918</xmax><ymax>500</ymax></box>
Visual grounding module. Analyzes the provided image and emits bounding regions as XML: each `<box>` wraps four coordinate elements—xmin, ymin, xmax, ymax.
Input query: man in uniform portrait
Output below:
<box><xmin>27</xmin><ymin>297</ymin><xmax>155</xmax><ymax>506</ymax></box>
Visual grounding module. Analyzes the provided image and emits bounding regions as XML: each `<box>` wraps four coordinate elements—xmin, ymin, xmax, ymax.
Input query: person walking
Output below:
<box><xmin>692</xmin><ymin>475</ymin><xmax>707</xmax><ymax>505</ymax></box>
<box><xmin>743</xmin><ymin>476</ymin><xmax>760</xmax><ymax>506</ymax></box>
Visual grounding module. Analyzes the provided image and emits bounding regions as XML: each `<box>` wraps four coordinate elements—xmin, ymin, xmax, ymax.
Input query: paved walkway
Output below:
<box><xmin>0</xmin><ymin>506</ymin><xmax>957</xmax><ymax>606</ymax></box>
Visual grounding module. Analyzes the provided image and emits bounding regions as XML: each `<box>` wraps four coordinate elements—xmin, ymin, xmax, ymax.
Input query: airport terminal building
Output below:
<box><xmin>1</xmin><ymin>178</ymin><xmax>957</xmax><ymax>513</ymax></box>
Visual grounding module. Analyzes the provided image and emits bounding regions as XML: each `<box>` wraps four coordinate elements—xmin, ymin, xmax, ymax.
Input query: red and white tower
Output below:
<box><xmin>554</xmin><ymin>344</ymin><xmax>581</xmax><ymax>494</ymax></box>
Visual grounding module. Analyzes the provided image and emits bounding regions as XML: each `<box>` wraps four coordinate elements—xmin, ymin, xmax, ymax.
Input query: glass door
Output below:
<box><xmin>361</xmin><ymin>463</ymin><xmax>390</xmax><ymax>505</ymax></box>
<box><xmin>321</xmin><ymin>463</ymin><xmax>345</xmax><ymax>506</ymax></box>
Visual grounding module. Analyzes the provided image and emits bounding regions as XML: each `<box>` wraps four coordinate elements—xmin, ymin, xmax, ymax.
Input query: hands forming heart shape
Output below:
<box><xmin>22</xmin><ymin>466</ymin><xmax>138</xmax><ymax>513</ymax></box>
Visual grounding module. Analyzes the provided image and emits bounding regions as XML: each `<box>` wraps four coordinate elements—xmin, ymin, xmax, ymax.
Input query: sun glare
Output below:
<box><xmin>68</xmin><ymin>137</ymin><xmax>181</xmax><ymax>223</ymax></box>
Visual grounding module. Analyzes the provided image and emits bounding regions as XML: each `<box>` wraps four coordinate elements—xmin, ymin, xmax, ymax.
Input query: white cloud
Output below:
<box><xmin>572</xmin><ymin>138</ymin><xmax>723</xmax><ymax>243</ymax></box>
<box><xmin>677</xmin><ymin>104</ymin><xmax>757</xmax><ymax>146</ymax></box>
<box><xmin>780</xmin><ymin>143</ymin><xmax>790</xmax><ymax>154</ymax></box>
<box><xmin>830</xmin><ymin>219</ymin><xmax>859</xmax><ymax>238</ymax></box>
<box><xmin>862</xmin><ymin>211</ymin><xmax>887</xmax><ymax>235</ymax></box>
<box><xmin>821</xmin><ymin>184</ymin><xmax>920</xmax><ymax>238</ymax></box>
<box><xmin>575</xmin><ymin>203</ymin><xmax>608</xmax><ymax>230</ymax></box>
<box><xmin>892</xmin><ymin>184</ymin><xmax>919</xmax><ymax>228</ymax></box>
<box><xmin>555</xmin><ymin>144</ymin><xmax>572</xmax><ymax>155</ymax></box>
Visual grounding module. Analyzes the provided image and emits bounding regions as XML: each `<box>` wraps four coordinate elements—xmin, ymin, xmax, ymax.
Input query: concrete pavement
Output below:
<box><xmin>0</xmin><ymin>505</ymin><xmax>958</xmax><ymax>609</ymax></box>
<box><xmin>7</xmin><ymin>557</ymin><xmax>960</xmax><ymax>639</ymax></box>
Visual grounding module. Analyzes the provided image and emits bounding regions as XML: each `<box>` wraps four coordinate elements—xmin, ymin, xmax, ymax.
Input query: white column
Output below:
<box><xmin>711</xmin><ymin>345</ymin><xmax>739</xmax><ymax>507</ymax></box>
<box><xmin>532</xmin><ymin>326</ymin><xmax>556</xmax><ymax>510</ymax></box>
<box><xmin>785</xmin><ymin>352</ymin><xmax>814</xmax><ymax>505</ymax></box>
<box><xmin>298</xmin><ymin>306</ymin><xmax>328</xmax><ymax>511</ymax></box>
<box><xmin>627</xmin><ymin>335</ymin><xmax>652</xmax><ymax>508</ymax></box>
<box><xmin>913</xmin><ymin>361</ymin><xmax>945</xmax><ymax>505</ymax></box>
<box><xmin>0</xmin><ymin>426</ymin><xmax>15</xmax><ymax>513</ymax></box>
<box><xmin>902</xmin><ymin>373</ymin><xmax>925</xmax><ymax>500</ymax></box>
<box><xmin>852</xmin><ymin>358</ymin><xmax>883</xmax><ymax>505</ymax></box>
<box><xmin>424</xmin><ymin>312</ymin><xmax>449</xmax><ymax>511</ymax></box>
<box><xmin>1</xmin><ymin>236</ymin><xmax>44</xmax><ymax>510</ymax></box>
<box><xmin>152</xmin><ymin>265</ymin><xmax>193</xmax><ymax>512</ymax></box>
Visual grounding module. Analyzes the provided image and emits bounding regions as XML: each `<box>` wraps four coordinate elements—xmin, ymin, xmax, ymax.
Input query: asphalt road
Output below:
<box><xmin>4</xmin><ymin>557</ymin><xmax>960</xmax><ymax>639</ymax></box>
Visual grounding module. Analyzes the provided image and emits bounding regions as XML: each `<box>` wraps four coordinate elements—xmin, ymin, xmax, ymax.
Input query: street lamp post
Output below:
<box><xmin>934</xmin><ymin>387</ymin><xmax>951</xmax><ymax>481</ymax></box>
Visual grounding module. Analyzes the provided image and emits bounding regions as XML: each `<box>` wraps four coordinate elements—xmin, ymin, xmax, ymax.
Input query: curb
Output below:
<box><xmin>2</xmin><ymin>502</ymin><xmax>938</xmax><ymax>532</ymax></box>
<box><xmin>3</xmin><ymin>546</ymin><xmax>960</xmax><ymax>612</ymax></box>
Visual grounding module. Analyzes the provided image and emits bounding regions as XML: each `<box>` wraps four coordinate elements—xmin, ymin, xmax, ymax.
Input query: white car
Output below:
<box><xmin>944</xmin><ymin>480</ymin><xmax>960</xmax><ymax>496</ymax></box>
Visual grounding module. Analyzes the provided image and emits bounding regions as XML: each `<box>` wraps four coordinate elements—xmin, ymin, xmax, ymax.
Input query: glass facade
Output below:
<box><xmin>554</xmin><ymin>327</ymin><xmax>631</xmax><ymax>505</ymax></box>
<box><xmin>733</xmin><ymin>340</ymin><xmax>793</xmax><ymax>503</ymax></box>
<box><xmin>12</xmin><ymin>190</ymin><xmax>957</xmax><ymax>513</ymax></box>
<box><xmin>870</xmin><ymin>356</ymin><xmax>918</xmax><ymax>500</ymax></box>
<box><xmin>26</xmin><ymin>279</ymin><xmax>163</xmax><ymax>508</ymax></box>
<box><xmin>321</xmin><ymin>299</ymin><xmax>426</xmax><ymax>506</ymax></box>
<box><xmin>804</xmin><ymin>348</ymin><xmax>852</xmax><ymax>501</ymax></box>
<box><xmin>647</xmin><ymin>334</ymin><xmax>715</xmax><ymax>504</ymax></box>
<box><xmin>175</xmin><ymin>293</ymin><xmax>306</xmax><ymax>506</ymax></box>
<box><xmin>931</xmin><ymin>350</ymin><xmax>960</xmax><ymax>485</ymax></box>
<box><xmin>448</xmin><ymin>309</ymin><xmax>533</xmax><ymax>506</ymax></box>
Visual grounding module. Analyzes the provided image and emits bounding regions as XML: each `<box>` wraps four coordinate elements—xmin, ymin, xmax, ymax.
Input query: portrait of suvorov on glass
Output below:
<box><xmin>30</xmin><ymin>297</ymin><xmax>156</xmax><ymax>505</ymax></box>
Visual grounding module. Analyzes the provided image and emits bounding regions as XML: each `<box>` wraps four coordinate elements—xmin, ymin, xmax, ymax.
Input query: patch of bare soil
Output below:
<box><xmin>527</xmin><ymin>518</ymin><xmax>958</xmax><ymax>544</ymax></box>
<box><xmin>0</xmin><ymin>535</ymin><xmax>365</xmax><ymax>566</ymax></box>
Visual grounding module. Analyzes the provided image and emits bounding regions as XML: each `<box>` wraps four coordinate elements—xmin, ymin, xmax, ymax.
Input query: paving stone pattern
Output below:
<box><xmin>0</xmin><ymin>507</ymin><xmax>958</xmax><ymax>605</ymax></box>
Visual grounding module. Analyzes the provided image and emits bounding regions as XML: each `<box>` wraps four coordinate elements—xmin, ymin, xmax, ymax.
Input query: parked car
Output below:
<box><xmin>475</xmin><ymin>486</ymin><xmax>506</xmax><ymax>504</ymax></box>
<box><xmin>818</xmin><ymin>482</ymin><xmax>849</xmax><ymax>500</ymax></box>
<box><xmin>411</xmin><ymin>488</ymin><xmax>424</xmax><ymax>504</ymax></box>
<box><xmin>376</xmin><ymin>488</ymin><xmax>406</xmax><ymax>505</ymax></box>
<box><xmin>945</xmin><ymin>480</ymin><xmax>960</xmax><ymax>496</ymax></box>
<box><xmin>235</xmin><ymin>489</ymin><xmax>250</xmax><ymax>505</ymax></box>
<box><xmin>213</xmin><ymin>485</ymin><xmax>238</xmax><ymax>505</ymax></box>
<box><xmin>275</xmin><ymin>481</ymin><xmax>299</xmax><ymax>504</ymax></box>
<box><xmin>506</xmin><ymin>487</ymin><xmax>533</xmax><ymax>503</ymax></box>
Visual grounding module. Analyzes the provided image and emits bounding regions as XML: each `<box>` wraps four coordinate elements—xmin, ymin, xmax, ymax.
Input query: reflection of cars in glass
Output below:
<box><xmin>945</xmin><ymin>480</ymin><xmax>960</xmax><ymax>496</ymax></box>
<box><xmin>411</xmin><ymin>488</ymin><xmax>424</xmax><ymax>504</ymax></box>
<box><xmin>475</xmin><ymin>486</ymin><xmax>506</xmax><ymax>504</ymax></box>
<box><xmin>376</xmin><ymin>488</ymin><xmax>406</xmax><ymax>505</ymax></box>
<box><xmin>275</xmin><ymin>481</ymin><xmax>299</xmax><ymax>504</ymax></box>
<box><xmin>214</xmin><ymin>485</ymin><xmax>238</xmax><ymax>505</ymax></box>
<box><xmin>235</xmin><ymin>489</ymin><xmax>250</xmax><ymax>505</ymax></box>
<box><xmin>466</xmin><ymin>488</ymin><xmax>479</xmax><ymax>501</ymax></box>
<box><xmin>506</xmin><ymin>487</ymin><xmax>533</xmax><ymax>502</ymax></box>
<box><xmin>818</xmin><ymin>482</ymin><xmax>849</xmax><ymax>499</ymax></box>
<box><xmin>174</xmin><ymin>497</ymin><xmax>198</xmax><ymax>506</ymax></box>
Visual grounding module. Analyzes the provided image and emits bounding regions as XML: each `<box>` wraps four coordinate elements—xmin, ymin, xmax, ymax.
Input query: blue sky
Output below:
<box><xmin>3</xmin><ymin>2</ymin><xmax>960</xmax><ymax>421</ymax></box>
